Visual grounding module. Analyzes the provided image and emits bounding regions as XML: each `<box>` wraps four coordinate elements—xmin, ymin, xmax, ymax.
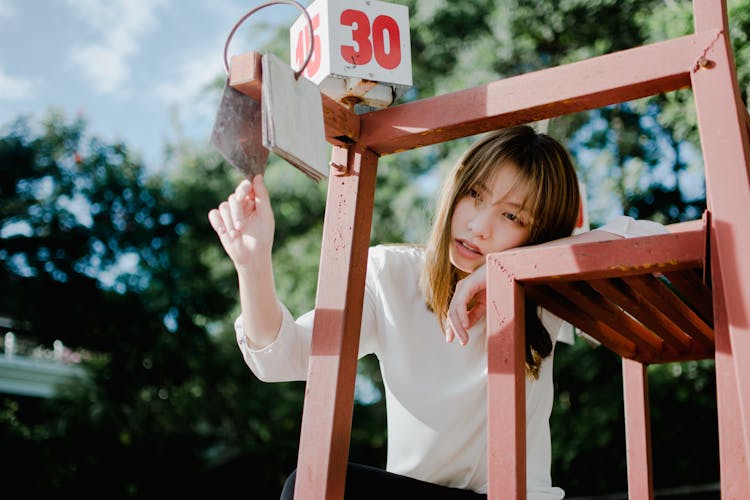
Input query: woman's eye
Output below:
<box><xmin>469</xmin><ymin>188</ymin><xmax>480</xmax><ymax>199</ymax></box>
<box><xmin>504</xmin><ymin>212</ymin><xmax>525</xmax><ymax>226</ymax></box>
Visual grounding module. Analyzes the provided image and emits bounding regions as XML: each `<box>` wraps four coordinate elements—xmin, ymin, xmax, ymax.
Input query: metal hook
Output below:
<box><xmin>222</xmin><ymin>0</ymin><xmax>314</xmax><ymax>80</ymax></box>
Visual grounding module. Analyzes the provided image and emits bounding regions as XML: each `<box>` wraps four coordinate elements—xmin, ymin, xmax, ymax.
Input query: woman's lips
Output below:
<box><xmin>455</xmin><ymin>239</ymin><xmax>483</xmax><ymax>257</ymax></box>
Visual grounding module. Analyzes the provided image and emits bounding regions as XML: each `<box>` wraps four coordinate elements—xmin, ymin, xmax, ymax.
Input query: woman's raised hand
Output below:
<box><xmin>445</xmin><ymin>264</ymin><xmax>488</xmax><ymax>346</ymax></box>
<box><xmin>208</xmin><ymin>174</ymin><xmax>275</xmax><ymax>270</ymax></box>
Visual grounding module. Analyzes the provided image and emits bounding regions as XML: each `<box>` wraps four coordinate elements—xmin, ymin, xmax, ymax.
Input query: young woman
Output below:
<box><xmin>208</xmin><ymin>125</ymin><xmax>665</xmax><ymax>499</ymax></box>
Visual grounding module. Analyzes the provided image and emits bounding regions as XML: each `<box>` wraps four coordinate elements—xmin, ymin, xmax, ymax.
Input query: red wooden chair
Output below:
<box><xmin>228</xmin><ymin>0</ymin><xmax>750</xmax><ymax>497</ymax></box>
<box><xmin>481</xmin><ymin>0</ymin><xmax>750</xmax><ymax>496</ymax></box>
<box><xmin>486</xmin><ymin>216</ymin><xmax>721</xmax><ymax>499</ymax></box>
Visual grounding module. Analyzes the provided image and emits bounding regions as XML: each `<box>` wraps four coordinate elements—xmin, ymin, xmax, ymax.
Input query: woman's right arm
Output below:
<box><xmin>208</xmin><ymin>175</ymin><xmax>282</xmax><ymax>349</ymax></box>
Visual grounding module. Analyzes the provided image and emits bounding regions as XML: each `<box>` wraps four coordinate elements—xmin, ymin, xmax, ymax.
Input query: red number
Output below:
<box><xmin>340</xmin><ymin>10</ymin><xmax>401</xmax><ymax>70</ymax></box>
<box><xmin>371</xmin><ymin>15</ymin><xmax>401</xmax><ymax>70</ymax></box>
<box><xmin>340</xmin><ymin>9</ymin><xmax>372</xmax><ymax>65</ymax></box>
<box><xmin>295</xmin><ymin>14</ymin><xmax>321</xmax><ymax>78</ymax></box>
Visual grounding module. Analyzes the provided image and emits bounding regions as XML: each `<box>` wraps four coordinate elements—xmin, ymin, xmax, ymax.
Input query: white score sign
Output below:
<box><xmin>290</xmin><ymin>0</ymin><xmax>412</xmax><ymax>109</ymax></box>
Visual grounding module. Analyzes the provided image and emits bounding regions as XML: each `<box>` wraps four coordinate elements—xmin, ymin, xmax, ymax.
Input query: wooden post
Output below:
<box><xmin>293</xmin><ymin>145</ymin><xmax>379</xmax><ymax>499</ymax></box>
<box><xmin>691</xmin><ymin>0</ymin><xmax>750</xmax><ymax>485</ymax></box>
<box><xmin>486</xmin><ymin>256</ymin><xmax>526</xmax><ymax>500</ymax></box>
<box><xmin>711</xmin><ymin>226</ymin><xmax>750</xmax><ymax>497</ymax></box>
<box><xmin>622</xmin><ymin>359</ymin><xmax>654</xmax><ymax>500</ymax></box>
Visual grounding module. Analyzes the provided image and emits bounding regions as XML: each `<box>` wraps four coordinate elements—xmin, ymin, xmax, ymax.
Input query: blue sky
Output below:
<box><xmin>0</xmin><ymin>0</ymin><xmax>298</xmax><ymax>173</ymax></box>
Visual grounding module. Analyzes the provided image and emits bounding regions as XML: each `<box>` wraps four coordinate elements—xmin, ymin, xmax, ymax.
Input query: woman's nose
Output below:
<box><xmin>468</xmin><ymin>209</ymin><xmax>492</xmax><ymax>239</ymax></box>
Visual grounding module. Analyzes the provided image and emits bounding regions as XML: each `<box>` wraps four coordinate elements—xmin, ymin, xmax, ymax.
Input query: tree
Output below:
<box><xmin>0</xmin><ymin>116</ymin><xmax>309</xmax><ymax>496</ymax></box>
<box><xmin>0</xmin><ymin>104</ymin><xmax>406</xmax><ymax>495</ymax></box>
<box><xmin>3</xmin><ymin>0</ymin><xmax>748</xmax><ymax>496</ymax></box>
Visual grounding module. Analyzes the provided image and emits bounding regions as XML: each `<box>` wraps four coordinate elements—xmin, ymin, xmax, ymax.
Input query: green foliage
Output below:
<box><xmin>552</xmin><ymin>342</ymin><xmax>629</xmax><ymax>494</ymax></box>
<box><xmin>552</xmin><ymin>342</ymin><xmax>719</xmax><ymax>495</ymax></box>
<box><xmin>0</xmin><ymin>116</ymin><xmax>307</xmax><ymax>496</ymax></box>
<box><xmin>3</xmin><ymin>0</ymin><xmax>749</xmax><ymax>496</ymax></box>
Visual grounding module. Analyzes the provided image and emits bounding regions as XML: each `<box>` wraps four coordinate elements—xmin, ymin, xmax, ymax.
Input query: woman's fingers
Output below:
<box><xmin>208</xmin><ymin>208</ymin><xmax>236</xmax><ymax>254</ymax></box>
<box><xmin>236</xmin><ymin>178</ymin><xmax>252</xmax><ymax>197</ymax></box>
<box><xmin>252</xmin><ymin>174</ymin><xmax>273</xmax><ymax>219</ymax></box>
<box><xmin>453</xmin><ymin>280</ymin><xmax>474</xmax><ymax>330</ymax></box>
<box><xmin>218</xmin><ymin>201</ymin><xmax>236</xmax><ymax>235</ymax></box>
<box><xmin>229</xmin><ymin>178</ymin><xmax>257</xmax><ymax>230</ymax></box>
<box><xmin>235</xmin><ymin>179</ymin><xmax>255</xmax><ymax>225</ymax></box>
<box><xmin>209</xmin><ymin>182</ymin><xmax>247</xmax><ymax>234</ymax></box>
<box><xmin>446</xmin><ymin>299</ymin><xmax>485</xmax><ymax>347</ymax></box>
<box><xmin>446</xmin><ymin>306</ymin><xmax>469</xmax><ymax>346</ymax></box>
<box><xmin>228</xmin><ymin>193</ymin><xmax>242</xmax><ymax>231</ymax></box>
<box><xmin>208</xmin><ymin>177</ymin><xmax>276</xmax><ymax>269</ymax></box>
<box><xmin>207</xmin><ymin>208</ymin><xmax>227</xmax><ymax>235</ymax></box>
<box><xmin>466</xmin><ymin>301</ymin><xmax>487</xmax><ymax>328</ymax></box>
<box><xmin>445</xmin><ymin>265</ymin><xmax>489</xmax><ymax>346</ymax></box>
<box><xmin>444</xmin><ymin>325</ymin><xmax>455</xmax><ymax>344</ymax></box>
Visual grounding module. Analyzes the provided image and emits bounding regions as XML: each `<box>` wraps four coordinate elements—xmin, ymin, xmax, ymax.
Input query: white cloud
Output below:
<box><xmin>65</xmin><ymin>0</ymin><xmax>168</xmax><ymax>94</ymax></box>
<box><xmin>0</xmin><ymin>68</ymin><xmax>39</xmax><ymax>100</ymax></box>
<box><xmin>153</xmin><ymin>46</ymin><xmax>224</xmax><ymax>106</ymax></box>
<box><xmin>151</xmin><ymin>42</ymin><xmax>226</xmax><ymax>137</ymax></box>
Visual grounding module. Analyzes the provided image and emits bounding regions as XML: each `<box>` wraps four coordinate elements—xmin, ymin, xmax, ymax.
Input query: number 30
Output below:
<box><xmin>340</xmin><ymin>9</ymin><xmax>401</xmax><ymax>70</ymax></box>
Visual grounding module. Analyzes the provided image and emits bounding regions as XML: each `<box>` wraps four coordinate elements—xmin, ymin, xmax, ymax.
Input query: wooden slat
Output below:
<box><xmin>588</xmin><ymin>278</ymin><xmax>692</xmax><ymax>357</ymax></box>
<box><xmin>228</xmin><ymin>52</ymin><xmax>263</xmax><ymax>101</ymax></box>
<box><xmin>662</xmin><ymin>269</ymin><xmax>714</xmax><ymax>325</ymax></box>
<box><xmin>622</xmin><ymin>275</ymin><xmax>714</xmax><ymax>350</ymax></box>
<box><xmin>547</xmin><ymin>281</ymin><xmax>665</xmax><ymax>358</ymax></box>
<box><xmin>525</xmin><ymin>285</ymin><xmax>637</xmax><ymax>359</ymax></box>
<box><xmin>359</xmin><ymin>31</ymin><xmax>720</xmax><ymax>156</ymax></box>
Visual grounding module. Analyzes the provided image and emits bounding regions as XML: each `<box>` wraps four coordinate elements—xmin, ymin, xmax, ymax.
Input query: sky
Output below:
<box><xmin>0</xmin><ymin>0</ymin><xmax>299</xmax><ymax>173</ymax></box>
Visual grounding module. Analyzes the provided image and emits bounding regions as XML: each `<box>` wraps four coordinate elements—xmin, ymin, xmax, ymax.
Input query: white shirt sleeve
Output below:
<box><xmin>235</xmin><ymin>248</ymin><xmax>382</xmax><ymax>382</ymax></box>
<box><xmin>593</xmin><ymin>215</ymin><xmax>668</xmax><ymax>238</ymax></box>
<box><xmin>235</xmin><ymin>304</ymin><xmax>313</xmax><ymax>382</ymax></box>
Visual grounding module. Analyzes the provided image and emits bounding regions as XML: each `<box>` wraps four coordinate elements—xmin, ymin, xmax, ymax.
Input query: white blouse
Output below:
<box><xmin>236</xmin><ymin>216</ymin><xmax>667</xmax><ymax>498</ymax></box>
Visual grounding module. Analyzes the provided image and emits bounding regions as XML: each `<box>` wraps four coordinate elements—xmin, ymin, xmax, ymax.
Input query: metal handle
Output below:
<box><xmin>222</xmin><ymin>0</ymin><xmax>314</xmax><ymax>80</ymax></box>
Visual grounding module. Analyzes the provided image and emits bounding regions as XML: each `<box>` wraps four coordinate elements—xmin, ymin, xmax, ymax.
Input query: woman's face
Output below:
<box><xmin>449</xmin><ymin>161</ymin><xmax>532</xmax><ymax>275</ymax></box>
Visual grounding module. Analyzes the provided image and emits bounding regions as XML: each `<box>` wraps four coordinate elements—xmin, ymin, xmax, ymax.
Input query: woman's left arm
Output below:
<box><xmin>445</xmin><ymin>217</ymin><xmax>668</xmax><ymax>344</ymax></box>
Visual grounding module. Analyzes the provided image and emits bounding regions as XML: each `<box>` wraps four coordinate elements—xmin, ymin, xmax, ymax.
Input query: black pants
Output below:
<box><xmin>280</xmin><ymin>462</ymin><xmax>486</xmax><ymax>499</ymax></box>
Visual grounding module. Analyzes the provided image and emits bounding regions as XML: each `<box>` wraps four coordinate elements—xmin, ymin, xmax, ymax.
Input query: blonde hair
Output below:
<box><xmin>420</xmin><ymin>125</ymin><xmax>580</xmax><ymax>377</ymax></box>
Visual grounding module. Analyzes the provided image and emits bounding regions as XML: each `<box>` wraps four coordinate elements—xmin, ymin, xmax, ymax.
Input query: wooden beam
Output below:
<box><xmin>487</xmin><ymin>230</ymin><xmax>705</xmax><ymax>284</ymax></box>
<box><xmin>359</xmin><ymin>31</ymin><xmax>720</xmax><ymax>155</ymax></box>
